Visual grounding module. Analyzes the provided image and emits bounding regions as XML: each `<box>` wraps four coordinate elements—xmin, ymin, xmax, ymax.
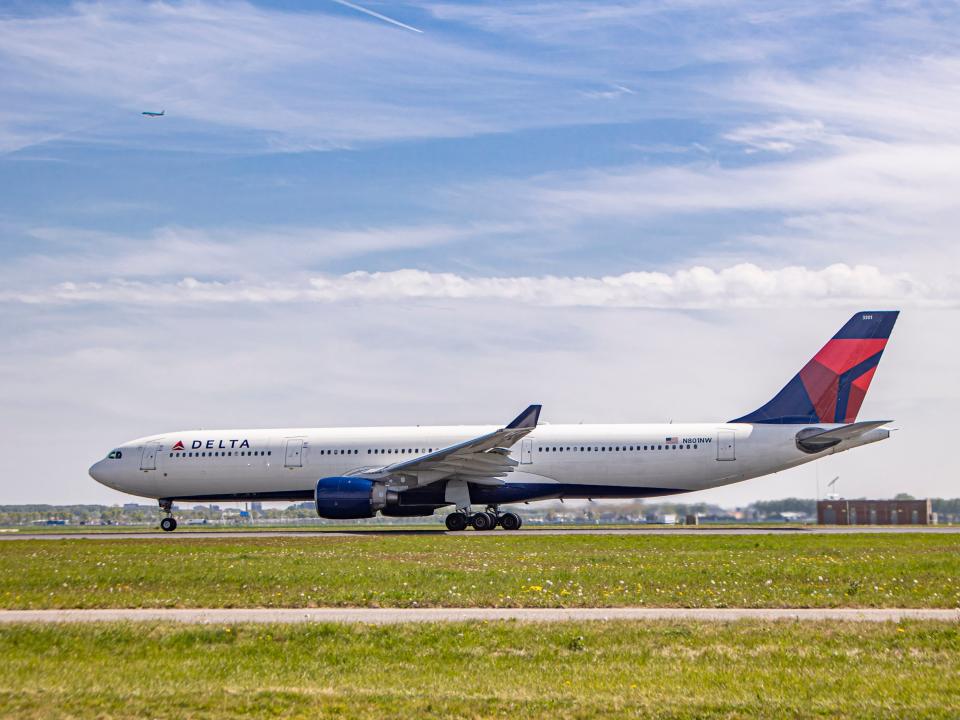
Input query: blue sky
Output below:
<box><xmin>1</xmin><ymin>1</ymin><xmax>958</xmax><ymax>505</ymax></box>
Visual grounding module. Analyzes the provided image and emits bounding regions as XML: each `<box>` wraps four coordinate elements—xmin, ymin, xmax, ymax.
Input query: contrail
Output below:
<box><xmin>331</xmin><ymin>0</ymin><xmax>423</xmax><ymax>33</ymax></box>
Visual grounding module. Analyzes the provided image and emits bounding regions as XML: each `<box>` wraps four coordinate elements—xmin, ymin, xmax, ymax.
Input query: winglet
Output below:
<box><xmin>505</xmin><ymin>404</ymin><xmax>541</xmax><ymax>430</ymax></box>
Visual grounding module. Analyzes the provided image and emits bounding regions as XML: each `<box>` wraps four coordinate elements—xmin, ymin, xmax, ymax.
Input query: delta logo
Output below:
<box><xmin>171</xmin><ymin>438</ymin><xmax>251</xmax><ymax>452</ymax></box>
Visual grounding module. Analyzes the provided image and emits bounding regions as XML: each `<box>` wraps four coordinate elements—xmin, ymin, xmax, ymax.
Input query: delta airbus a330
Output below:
<box><xmin>90</xmin><ymin>311</ymin><xmax>898</xmax><ymax>531</ymax></box>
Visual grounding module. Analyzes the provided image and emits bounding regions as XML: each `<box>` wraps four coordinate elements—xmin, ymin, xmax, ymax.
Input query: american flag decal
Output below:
<box><xmin>665</xmin><ymin>436</ymin><xmax>678</xmax><ymax>444</ymax></box>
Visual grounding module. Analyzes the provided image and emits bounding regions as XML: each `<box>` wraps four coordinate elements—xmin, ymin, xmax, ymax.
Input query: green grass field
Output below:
<box><xmin>4</xmin><ymin>533</ymin><xmax>959</xmax><ymax>609</ymax></box>
<box><xmin>1</xmin><ymin>620</ymin><xmax>957</xmax><ymax>719</ymax></box>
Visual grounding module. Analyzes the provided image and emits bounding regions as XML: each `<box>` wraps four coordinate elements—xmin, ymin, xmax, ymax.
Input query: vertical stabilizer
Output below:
<box><xmin>732</xmin><ymin>311</ymin><xmax>898</xmax><ymax>424</ymax></box>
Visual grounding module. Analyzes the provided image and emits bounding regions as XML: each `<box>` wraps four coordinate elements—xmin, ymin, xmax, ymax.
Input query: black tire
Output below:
<box><xmin>485</xmin><ymin>511</ymin><xmax>499</xmax><ymax>529</ymax></box>
<box><xmin>471</xmin><ymin>512</ymin><xmax>494</xmax><ymax>531</ymax></box>
<box><xmin>445</xmin><ymin>512</ymin><xmax>468</xmax><ymax>531</ymax></box>
<box><xmin>160</xmin><ymin>517</ymin><xmax>177</xmax><ymax>532</ymax></box>
<box><xmin>500</xmin><ymin>512</ymin><xmax>521</xmax><ymax>531</ymax></box>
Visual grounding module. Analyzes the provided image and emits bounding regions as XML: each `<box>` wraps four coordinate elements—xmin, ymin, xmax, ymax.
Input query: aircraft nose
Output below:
<box><xmin>88</xmin><ymin>460</ymin><xmax>106</xmax><ymax>484</ymax></box>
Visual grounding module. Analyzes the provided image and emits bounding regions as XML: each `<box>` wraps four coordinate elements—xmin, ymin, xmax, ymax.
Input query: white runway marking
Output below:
<box><xmin>0</xmin><ymin>608</ymin><xmax>957</xmax><ymax>624</ymax></box>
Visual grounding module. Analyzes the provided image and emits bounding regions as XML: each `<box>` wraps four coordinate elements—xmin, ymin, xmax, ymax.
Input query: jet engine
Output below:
<box><xmin>314</xmin><ymin>477</ymin><xmax>387</xmax><ymax>519</ymax></box>
<box><xmin>314</xmin><ymin>477</ymin><xmax>445</xmax><ymax>519</ymax></box>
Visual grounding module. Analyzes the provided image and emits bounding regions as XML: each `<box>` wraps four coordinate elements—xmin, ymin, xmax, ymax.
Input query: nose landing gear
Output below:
<box><xmin>159</xmin><ymin>500</ymin><xmax>178</xmax><ymax>532</ymax></box>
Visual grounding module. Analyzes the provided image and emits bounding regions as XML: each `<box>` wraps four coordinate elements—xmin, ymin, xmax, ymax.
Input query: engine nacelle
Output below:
<box><xmin>315</xmin><ymin>477</ymin><xmax>386</xmax><ymax>519</ymax></box>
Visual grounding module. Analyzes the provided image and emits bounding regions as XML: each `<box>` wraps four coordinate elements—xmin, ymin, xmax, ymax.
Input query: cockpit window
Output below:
<box><xmin>107</xmin><ymin>450</ymin><xmax>122</xmax><ymax>460</ymax></box>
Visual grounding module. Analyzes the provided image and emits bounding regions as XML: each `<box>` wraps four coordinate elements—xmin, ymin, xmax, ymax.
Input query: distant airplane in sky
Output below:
<box><xmin>90</xmin><ymin>311</ymin><xmax>899</xmax><ymax>532</ymax></box>
<box><xmin>141</xmin><ymin>110</ymin><xmax>165</xmax><ymax>117</ymax></box>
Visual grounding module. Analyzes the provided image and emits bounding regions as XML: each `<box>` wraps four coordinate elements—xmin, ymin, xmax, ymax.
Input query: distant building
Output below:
<box><xmin>817</xmin><ymin>499</ymin><xmax>934</xmax><ymax>525</ymax></box>
<box><xmin>646</xmin><ymin>512</ymin><xmax>677</xmax><ymax>525</ymax></box>
<box><xmin>250</xmin><ymin>502</ymin><xmax>263</xmax><ymax>512</ymax></box>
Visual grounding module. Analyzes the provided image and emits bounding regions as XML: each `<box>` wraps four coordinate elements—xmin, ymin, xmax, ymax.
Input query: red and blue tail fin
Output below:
<box><xmin>732</xmin><ymin>311</ymin><xmax>899</xmax><ymax>425</ymax></box>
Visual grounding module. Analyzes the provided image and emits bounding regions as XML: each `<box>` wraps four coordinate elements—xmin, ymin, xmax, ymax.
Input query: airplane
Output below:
<box><xmin>141</xmin><ymin>110</ymin><xmax>165</xmax><ymax>117</ymax></box>
<box><xmin>89</xmin><ymin>311</ymin><xmax>898</xmax><ymax>532</ymax></box>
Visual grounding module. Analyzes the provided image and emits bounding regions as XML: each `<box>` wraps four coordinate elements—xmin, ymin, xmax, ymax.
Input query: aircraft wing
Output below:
<box><xmin>796</xmin><ymin>420</ymin><xmax>891</xmax><ymax>453</ymax></box>
<box><xmin>355</xmin><ymin>404</ymin><xmax>541</xmax><ymax>487</ymax></box>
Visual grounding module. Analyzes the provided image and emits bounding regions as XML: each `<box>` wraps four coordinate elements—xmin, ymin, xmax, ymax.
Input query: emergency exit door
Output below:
<box><xmin>717</xmin><ymin>430</ymin><xmax>736</xmax><ymax>461</ymax></box>
<box><xmin>284</xmin><ymin>439</ymin><xmax>304</xmax><ymax>468</ymax></box>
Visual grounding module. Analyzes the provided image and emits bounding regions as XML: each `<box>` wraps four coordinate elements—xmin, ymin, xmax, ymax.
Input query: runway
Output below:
<box><xmin>1</xmin><ymin>607</ymin><xmax>957</xmax><ymax>624</ymax></box>
<box><xmin>3</xmin><ymin>526</ymin><xmax>958</xmax><ymax>540</ymax></box>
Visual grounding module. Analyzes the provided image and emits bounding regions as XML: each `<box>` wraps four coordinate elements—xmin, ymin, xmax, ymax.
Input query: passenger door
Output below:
<box><xmin>284</xmin><ymin>439</ymin><xmax>304</xmax><ymax>468</ymax></box>
<box><xmin>140</xmin><ymin>444</ymin><xmax>159</xmax><ymax>471</ymax></box>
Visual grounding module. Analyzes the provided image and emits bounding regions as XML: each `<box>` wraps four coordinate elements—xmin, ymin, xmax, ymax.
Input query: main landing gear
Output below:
<box><xmin>444</xmin><ymin>506</ymin><xmax>523</xmax><ymax>532</ymax></box>
<box><xmin>159</xmin><ymin>500</ymin><xmax>177</xmax><ymax>532</ymax></box>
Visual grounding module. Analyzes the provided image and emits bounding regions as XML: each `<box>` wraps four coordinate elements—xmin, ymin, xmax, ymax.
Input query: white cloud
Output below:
<box><xmin>3</xmin><ymin>263</ymin><xmax>953</xmax><ymax>308</ymax></box>
<box><xmin>723</xmin><ymin>119</ymin><xmax>828</xmax><ymax>153</ymax></box>
<box><xmin>737</xmin><ymin>57</ymin><xmax>960</xmax><ymax>144</ymax></box>
<box><xmin>523</xmin><ymin>141</ymin><xmax>960</xmax><ymax>219</ymax></box>
<box><xmin>0</xmin><ymin>222</ymin><xmax>520</xmax><ymax>286</ymax></box>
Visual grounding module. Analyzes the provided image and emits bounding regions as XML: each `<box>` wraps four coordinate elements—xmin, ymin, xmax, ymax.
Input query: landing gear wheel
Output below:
<box><xmin>499</xmin><ymin>512</ymin><xmax>522</xmax><ymax>531</ymax></box>
<box><xmin>160</xmin><ymin>517</ymin><xmax>177</xmax><ymax>532</ymax></box>
<box><xmin>445</xmin><ymin>512</ymin><xmax>468</xmax><ymax>531</ymax></box>
<box><xmin>485</xmin><ymin>511</ymin><xmax>499</xmax><ymax>530</ymax></box>
<box><xmin>471</xmin><ymin>512</ymin><xmax>494</xmax><ymax>531</ymax></box>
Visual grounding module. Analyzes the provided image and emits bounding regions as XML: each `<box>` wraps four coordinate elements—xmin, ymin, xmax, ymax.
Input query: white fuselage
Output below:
<box><xmin>89</xmin><ymin>421</ymin><xmax>889</xmax><ymax>504</ymax></box>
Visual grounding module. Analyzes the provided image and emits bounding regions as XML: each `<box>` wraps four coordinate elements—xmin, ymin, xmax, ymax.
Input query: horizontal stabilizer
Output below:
<box><xmin>796</xmin><ymin>420</ymin><xmax>891</xmax><ymax>453</ymax></box>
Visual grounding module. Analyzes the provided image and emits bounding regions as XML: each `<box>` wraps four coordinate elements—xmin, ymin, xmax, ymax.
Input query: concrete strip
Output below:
<box><xmin>0</xmin><ymin>608</ymin><xmax>957</xmax><ymax>624</ymax></box>
<box><xmin>5</xmin><ymin>526</ymin><xmax>960</xmax><ymax>540</ymax></box>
